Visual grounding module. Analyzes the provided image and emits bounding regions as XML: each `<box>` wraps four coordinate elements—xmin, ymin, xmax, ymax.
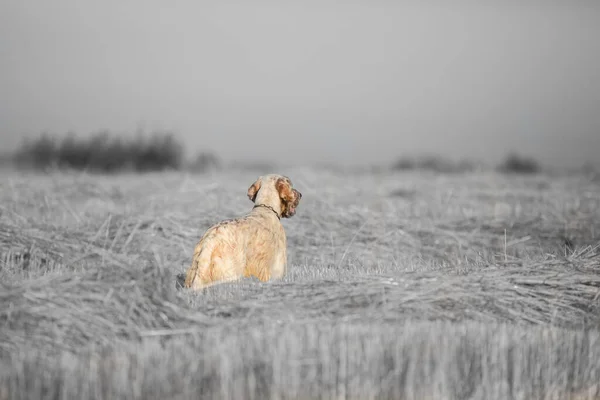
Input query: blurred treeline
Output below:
<box><xmin>5</xmin><ymin>131</ymin><xmax>220</xmax><ymax>173</ymax></box>
<box><xmin>391</xmin><ymin>153</ymin><xmax>541</xmax><ymax>174</ymax></box>
<box><xmin>0</xmin><ymin>131</ymin><xmax>595</xmax><ymax>176</ymax></box>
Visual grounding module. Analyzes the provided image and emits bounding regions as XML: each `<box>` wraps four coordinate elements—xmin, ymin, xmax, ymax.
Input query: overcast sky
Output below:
<box><xmin>1</xmin><ymin>1</ymin><xmax>599</xmax><ymax>167</ymax></box>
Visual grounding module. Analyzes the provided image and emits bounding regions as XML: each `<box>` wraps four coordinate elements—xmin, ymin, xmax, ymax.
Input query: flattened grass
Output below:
<box><xmin>1</xmin><ymin>168</ymin><xmax>599</xmax><ymax>399</ymax></box>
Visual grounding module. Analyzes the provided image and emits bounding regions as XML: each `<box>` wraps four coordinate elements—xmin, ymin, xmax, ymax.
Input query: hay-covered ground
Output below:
<box><xmin>0</xmin><ymin>167</ymin><xmax>599</xmax><ymax>399</ymax></box>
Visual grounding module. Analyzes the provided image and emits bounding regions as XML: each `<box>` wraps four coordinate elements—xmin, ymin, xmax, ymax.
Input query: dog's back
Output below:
<box><xmin>184</xmin><ymin>210</ymin><xmax>286</xmax><ymax>289</ymax></box>
<box><xmin>183</xmin><ymin>174</ymin><xmax>300</xmax><ymax>290</ymax></box>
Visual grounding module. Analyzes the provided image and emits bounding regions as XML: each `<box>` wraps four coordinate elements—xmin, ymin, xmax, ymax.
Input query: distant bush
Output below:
<box><xmin>0</xmin><ymin>152</ymin><xmax>14</xmax><ymax>168</ymax></box>
<box><xmin>392</xmin><ymin>158</ymin><xmax>417</xmax><ymax>171</ymax></box>
<box><xmin>497</xmin><ymin>153</ymin><xmax>541</xmax><ymax>174</ymax></box>
<box><xmin>186</xmin><ymin>151</ymin><xmax>221</xmax><ymax>173</ymax></box>
<box><xmin>229</xmin><ymin>161</ymin><xmax>276</xmax><ymax>174</ymax></box>
<box><xmin>579</xmin><ymin>162</ymin><xmax>599</xmax><ymax>180</ymax></box>
<box><xmin>13</xmin><ymin>131</ymin><xmax>186</xmax><ymax>173</ymax></box>
<box><xmin>392</xmin><ymin>155</ymin><xmax>477</xmax><ymax>174</ymax></box>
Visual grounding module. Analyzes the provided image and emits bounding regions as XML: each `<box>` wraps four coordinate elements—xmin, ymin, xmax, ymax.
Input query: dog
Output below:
<box><xmin>183</xmin><ymin>174</ymin><xmax>302</xmax><ymax>290</ymax></box>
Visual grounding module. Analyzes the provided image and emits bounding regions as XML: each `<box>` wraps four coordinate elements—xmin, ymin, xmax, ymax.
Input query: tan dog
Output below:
<box><xmin>183</xmin><ymin>174</ymin><xmax>302</xmax><ymax>290</ymax></box>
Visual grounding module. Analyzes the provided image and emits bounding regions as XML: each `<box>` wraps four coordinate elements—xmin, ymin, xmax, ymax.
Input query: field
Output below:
<box><xmin>1</xmin><ymin>166</ymin><xmax>599</xmax><ymax>399</ymax></box>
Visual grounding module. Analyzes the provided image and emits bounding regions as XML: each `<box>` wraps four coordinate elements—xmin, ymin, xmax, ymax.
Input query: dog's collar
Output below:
<box><xmin>253</xmin><ymin>204</ymin><xmax>281</xmax><ymax>220</ymax></box>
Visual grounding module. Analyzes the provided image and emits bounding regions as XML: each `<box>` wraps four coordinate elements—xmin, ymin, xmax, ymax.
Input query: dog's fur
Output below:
<box><xmin>183</xmin><ymin>174</ymin><xmax>302</xmax><ymax>290</ymax></box>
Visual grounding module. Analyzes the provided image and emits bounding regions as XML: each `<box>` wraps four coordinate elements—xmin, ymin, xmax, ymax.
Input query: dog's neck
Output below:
<box><xmin>253</xmin><ymin>190</ymin><xmax>282</xmax><ymax>219</ymax></box>
<box><xmin>253</xmin><ymin>204</ymin><xmax>281</xmax><ymax>220</ymax></box>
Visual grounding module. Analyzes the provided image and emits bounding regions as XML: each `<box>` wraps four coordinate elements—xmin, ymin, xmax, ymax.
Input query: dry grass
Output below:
<box><xmin>0</xmin><ymin>167</ymin><xmax>599</xmax><ymax>399</ymax></box>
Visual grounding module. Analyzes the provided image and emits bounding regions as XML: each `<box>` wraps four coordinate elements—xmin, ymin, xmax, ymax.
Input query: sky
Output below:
<box><xmin>1</xmin><ymin>0</ymin><xmax>599</xmax><ymax>168</ymax></box>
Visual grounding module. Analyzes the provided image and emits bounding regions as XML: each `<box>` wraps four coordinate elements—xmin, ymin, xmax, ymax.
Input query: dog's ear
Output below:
<box><xmin>275</xmin><ymin>177</ymin><xmax>294</xmax><ymax>203</ymax></box>
<box><xmin>247</xmin><ymin>178</ymin><xmax>262</xmax><ymax>202</ymax></box>
<box><xmin>276</xmin><ymin>177</ymin><xmax>301</xmax><ymax>218</ymax></box>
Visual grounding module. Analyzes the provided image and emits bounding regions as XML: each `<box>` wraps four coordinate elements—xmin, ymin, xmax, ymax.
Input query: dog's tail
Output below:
<box><xmin>183</xmin><ymin>239</ymin><xmax>215</xmax><ymax>289</ymax></box>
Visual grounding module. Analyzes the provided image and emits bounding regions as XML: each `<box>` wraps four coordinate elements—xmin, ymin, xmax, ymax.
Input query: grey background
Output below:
<box><xmin>1</xmin><ymin>0</ymin><xmax>599</xmax><ymax>167</ymax></box>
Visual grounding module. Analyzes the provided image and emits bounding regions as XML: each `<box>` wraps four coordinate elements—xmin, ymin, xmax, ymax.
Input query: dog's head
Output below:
<box><xmin>247</xmin><ymin>174</ymin><xmax>302</xmax><ymax>218</ymax></box>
